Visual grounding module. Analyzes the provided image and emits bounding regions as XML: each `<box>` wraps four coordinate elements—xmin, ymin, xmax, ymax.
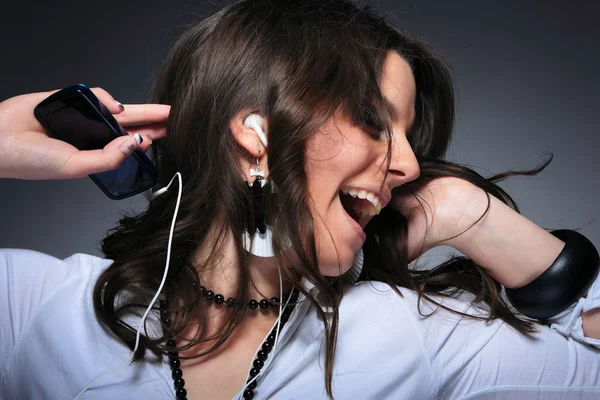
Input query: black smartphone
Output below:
<box><xmin>34</xmin><ymin>84</ymin><xmax>158</xmax><ymax>199</ymax></box>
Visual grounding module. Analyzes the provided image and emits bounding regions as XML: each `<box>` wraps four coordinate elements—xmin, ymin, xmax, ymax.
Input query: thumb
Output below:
<box><xmin>63</xmin><ymin>134</ymin><xmax>143</xmax><ymax>178</ymax></box>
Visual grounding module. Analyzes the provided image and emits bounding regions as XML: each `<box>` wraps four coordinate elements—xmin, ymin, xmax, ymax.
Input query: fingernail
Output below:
<box><xmin>120</xmin><ymin>135</ymin><xmax>140</xmax><ymax>155</ymax></box>
<box><xmin>146</xmin><ymin>134</ymin><xmax>153</xmax><ymax>144</ymax></box>
<box><xmin>116</xmin><ymin>101</ymin><xmax>125</xmax><ymax>112</ymax></box>
<box><xmin>135</xmin><ymin>133</ymin><xmax>143</xmax><ymax>145</ymax></box>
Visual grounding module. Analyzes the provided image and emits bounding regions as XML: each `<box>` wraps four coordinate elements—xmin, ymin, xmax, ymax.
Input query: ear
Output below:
<box><xmin>229</xmin><ymin>108</ymin><xmax>268</xmax><ymax>157</ymax></box>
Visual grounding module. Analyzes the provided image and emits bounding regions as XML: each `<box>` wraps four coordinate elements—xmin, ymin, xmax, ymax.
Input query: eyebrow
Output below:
<box><xmin>381</xmin><ymin>96</ymin><xmax>399</xmax><ymax>121</ymax></box>
<box><xmin>382</xmin><ymin>95</ymin><xmax>415</xmax><ymax>131</ymax></box>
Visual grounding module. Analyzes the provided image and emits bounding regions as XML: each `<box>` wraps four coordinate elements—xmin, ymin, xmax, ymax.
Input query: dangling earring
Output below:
<box><xmin>249</xmin><ymin>146</ymin><xmax>267</xmax><ymax>234</ymax></box>
<box><xmin>243</xmin><ymin>146</ymin><xmax>276</xmax><ymax>257</ymax></box>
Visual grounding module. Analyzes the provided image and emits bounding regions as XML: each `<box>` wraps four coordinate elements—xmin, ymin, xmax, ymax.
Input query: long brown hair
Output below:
<box><xmin>94</xmin><ymin>0</ymin><xmax>547</xmax><ymax>397</ymax></box>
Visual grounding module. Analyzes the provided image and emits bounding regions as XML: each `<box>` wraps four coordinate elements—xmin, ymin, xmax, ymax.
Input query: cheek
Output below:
<box><xmin>304</xmin><ymin>165</ymin><xmax>361</xmax><ymax>277</ymax></box>
<box><xmin>308</xmin><ymin>128</ymin><xmax>345</xmax><ymax>160</ymax></box>
<box><xmin>304</xmin><ymin>135</ymin><xmax>344</xmax><ymax>221</ymax></box>
<box><xmin>302</xmin><ymin>125</ymin><xmax>371</xmax><ymax>276</ymax></box>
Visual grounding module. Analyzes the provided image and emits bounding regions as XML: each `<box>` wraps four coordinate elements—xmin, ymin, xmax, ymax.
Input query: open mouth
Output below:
<box><xmin>338</xmin><ymin>187</ymin><xmax>382</xmax><ymax>227</ymax></box>
<box><xmin>340</xmin><ymin>192</ymin><xmax>362</xmax><ymax>222</ymax></box>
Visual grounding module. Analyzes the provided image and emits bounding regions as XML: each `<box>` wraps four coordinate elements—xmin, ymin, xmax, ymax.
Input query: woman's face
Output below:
<box><xmin>306</xmin><ymin>51</ymin><xmax>420</xmax><ymax>276</ymax></box>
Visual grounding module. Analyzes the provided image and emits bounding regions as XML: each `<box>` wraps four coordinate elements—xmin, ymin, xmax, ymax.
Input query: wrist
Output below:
<box><xmin>433</xmin><ymin>180</ymin><xmax>488</xmax><ymax>247</ymax></box>
<box><xmin>441</xmin><ymin>186</ymin><xmax>565</xmax><ymax>288</ymax></box>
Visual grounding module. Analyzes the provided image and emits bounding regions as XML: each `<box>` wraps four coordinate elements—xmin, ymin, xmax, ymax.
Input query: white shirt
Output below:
<box><xmin>1</xmin><ymin>248</ymin><xmax>599</xmax><ymax>399</ymax></box>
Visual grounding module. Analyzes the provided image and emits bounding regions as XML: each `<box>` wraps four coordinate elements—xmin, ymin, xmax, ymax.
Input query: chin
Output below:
<box><xmin>318</xmin><ymin>249</ymin><xmax>358</xmax><ymax>277</ymax></box>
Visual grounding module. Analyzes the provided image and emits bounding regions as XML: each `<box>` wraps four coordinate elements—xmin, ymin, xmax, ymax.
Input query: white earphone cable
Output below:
<box><xmin>75</xmin><ymin>114</ymin><xmax>270</xmax><ymax>399</ymax></box>
<box><xmin>233</xmin><ymin>262</ymin><xmax>291</xmax><ymax>400</ymax></box>
<box><xmin>74</xmin><ymin>172</ymin><xmax>183</xmax><ymax>400</ymax></box>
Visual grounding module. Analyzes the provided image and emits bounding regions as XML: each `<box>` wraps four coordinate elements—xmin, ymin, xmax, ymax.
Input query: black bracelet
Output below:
<box><xmin>505</xmin><ymin>229</ymin><xmax>600</xmax><ymax>320</ymax></box>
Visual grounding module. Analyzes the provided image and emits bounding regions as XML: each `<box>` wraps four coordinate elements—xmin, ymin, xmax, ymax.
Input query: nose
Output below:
<box><xmin>384</xmin><ymin>134</ymin><xmax>420</xmax><ymax>189</ymax></box>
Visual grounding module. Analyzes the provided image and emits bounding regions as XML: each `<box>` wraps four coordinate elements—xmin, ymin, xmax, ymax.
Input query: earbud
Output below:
<box><xmin>75</xmin><ymin>116</ymin><xmax>280</xmax><ymax>400</ymax></box>
<box><xmin>143</xmin><ymin>114</ymin><xmax>266</xmax><ymax>203</ymax></box>
<box><xmin>243</xmin><ymin>114</ymin><xmax>268</xmax><ymax>148</ymax></box>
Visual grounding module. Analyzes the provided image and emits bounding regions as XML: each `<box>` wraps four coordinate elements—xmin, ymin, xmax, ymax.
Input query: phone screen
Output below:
<box><xmin>47</xmin><ymin>98</ymin><xmax>117</xmax><ymax>150</ymax></box>
<box><xmin>40</xmin><ymin>93</ymin><xmax>157</xmax><ymax>199</ymax></box>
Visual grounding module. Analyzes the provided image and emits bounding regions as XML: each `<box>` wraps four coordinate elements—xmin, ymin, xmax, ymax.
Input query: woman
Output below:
<box><xmin>1</xmin><ymin>0</ymin><xmax>599</xmax><ymax>399</ymax></box>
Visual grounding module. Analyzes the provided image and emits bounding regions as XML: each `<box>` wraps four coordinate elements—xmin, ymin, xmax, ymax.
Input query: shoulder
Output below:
<box><xmin>341</xmin><ymin>280</ymin><xmax>505</xmax><ymax>364</ymax></box>
<box><xmin>332</xmin><ymin>281</ymin><xmax>440</xmax><ymax>365</ymax></box>
<box><xmin>1</xmin><ymin>247</ymin><xmax>113</xmax><ymax>298</ymax></box>
<box><xmin>341</xmin><ymin>280</ymin><xmax>475</xmax><ymax>319</ymax></box>
<box><xmin>332</xmin><ymin>280</ymin><xmax>499</xmax><ymax>395</ymax></box>
<box><xmin>0</xmin><ymin>248</ymin><xmax>113</xmax><ymax>300</ymax></box>
<box><xmin>335</xmin><ymin>281</ymin><xmax>433</xmax><ymax>343</ymax></box>
<box><xmin>289</xmin><ymin>281</ymin><xmax>445</xmax><ymax>398</ymax></box>
<box><xmin>1</xmin><ymin>247</ymin><xmax>72</xmax><ymax>267</ymax></box>
<box><xmin>0</xmin><ymin>247</ymin><xmax>112</xmax><ymax>273</ymax></box>
<box><xmin>339</xmin><ymin>280</ymin><xmax>493</xmax><ymax>353</ymax></box>
<box><xmin>0</xmin><ymin>250</ymin><xmax>171</xmax><ymax>398</ymax></box>
<box><xmin>0</xmin><ymin>249</ymin><xmax>114</xmax><ymax>343</ymax></box>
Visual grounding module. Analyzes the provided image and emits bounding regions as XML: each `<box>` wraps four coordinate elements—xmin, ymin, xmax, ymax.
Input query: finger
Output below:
<box><xmin>113</xmin><ymin>104</ymin><xmax>171</xmax><ymax>125</ymax></box>
<box><xmin>62</xmin><ymin>134</ymin><xmax>143</xmax><ymax>177</ymax></box>
<box><xmin>126</xmin><ymin>122</ymin><xmax>168</xmax><ymax>142</ymax></box>
<box><xmin>89</xmin><ymin>87</ymin><xmax>125</xmax><ymax>115</ymax></box>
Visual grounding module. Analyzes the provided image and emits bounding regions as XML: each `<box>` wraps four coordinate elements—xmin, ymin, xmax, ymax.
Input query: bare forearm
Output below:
<box><xmin>443</xmin><ymin>186</ymin><xmax>565</xmax><ymax>289</ymax></box>
<box><xmin>442</xmin><ymin>186</ymin><xmax>600</xmax><ymax>339</ymax></box>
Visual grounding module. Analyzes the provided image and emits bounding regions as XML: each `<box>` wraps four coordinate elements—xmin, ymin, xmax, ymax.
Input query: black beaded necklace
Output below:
<box><xmin>160</xmin><ymin>287</ymin><xmax>300</xmax><ymax>400</ymax></box>
<box><xmin>197</xmin><ymin>284</ymin><xmax>289</xmax><ymax>311</ymax></box>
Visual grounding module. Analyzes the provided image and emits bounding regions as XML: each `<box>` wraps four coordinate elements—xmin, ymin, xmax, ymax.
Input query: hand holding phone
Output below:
<box><xmin>0</xmin><ymin>85</ymin><xmax>170</xmax><ymax>197</ymax></box>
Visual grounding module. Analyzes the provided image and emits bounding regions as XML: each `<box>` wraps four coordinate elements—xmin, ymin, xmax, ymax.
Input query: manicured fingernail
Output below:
<box><xmin>135</xmin><ymin>133</ymin><xmax>143</xmax><ymax>145</ymax></box>
<box><xmin>116</xmin><ymin>101</ymin><xmax>125</xmax><ymax>112</ymax></box>
<box><xmin>146</xmin><ymin>134</ymin><xmax>153</xmax><ymax>144</ymax></box>
<box><xmin>120</xmin><ymin>135</ymin><xmax>140</xmax><ymax>155</ymax></box>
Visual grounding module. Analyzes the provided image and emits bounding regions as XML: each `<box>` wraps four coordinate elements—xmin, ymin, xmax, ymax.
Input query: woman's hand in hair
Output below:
<box><xmin>0</xmin><ymin>87</ymin><xmax>170</xmax><ymax>180</ymax></box>
<box><xmin>392</xmin><ymin>176</ymin><xmax>481</xmax><ymax>263</ymax></box>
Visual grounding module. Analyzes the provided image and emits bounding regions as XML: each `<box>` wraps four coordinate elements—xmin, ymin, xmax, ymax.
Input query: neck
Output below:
<box><xmin>169</xmin><ymin>229</ymin><xmax>294</xmax><ymax>356</ymax></box>
<box><xmin>190</xmin><ymin>223</ymin><xmax>294</xmax><ymax>308</ymax></box>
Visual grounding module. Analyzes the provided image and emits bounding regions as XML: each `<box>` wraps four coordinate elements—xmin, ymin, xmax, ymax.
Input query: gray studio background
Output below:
<box><xmin>0</xmin><ymin>0</ymin><xmax>598</xmax><ymax>265</ymax></box>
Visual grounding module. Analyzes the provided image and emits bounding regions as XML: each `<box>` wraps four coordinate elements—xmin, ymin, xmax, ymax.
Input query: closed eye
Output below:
<box><xmin>358</xmin><ymin>106</ymin><xmax>387</xmax><ymax>139</ymax></box>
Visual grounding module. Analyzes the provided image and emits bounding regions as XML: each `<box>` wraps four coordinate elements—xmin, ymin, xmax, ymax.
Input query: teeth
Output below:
<box><xmin>340</xmin><ymin>187</ymin><xmax>383</xmax><ymax>215</ymax></box>
<box><xmin>373</xmin><ymin>197</ymin><xmax>381</xmax><ymax>209</ymax></box>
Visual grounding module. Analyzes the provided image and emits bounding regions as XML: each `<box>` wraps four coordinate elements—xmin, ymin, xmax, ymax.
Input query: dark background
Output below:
<box><xmin>1</xmin><ymin>0</ymin><xmax>598</xmax><ymax>262</ymax></box>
